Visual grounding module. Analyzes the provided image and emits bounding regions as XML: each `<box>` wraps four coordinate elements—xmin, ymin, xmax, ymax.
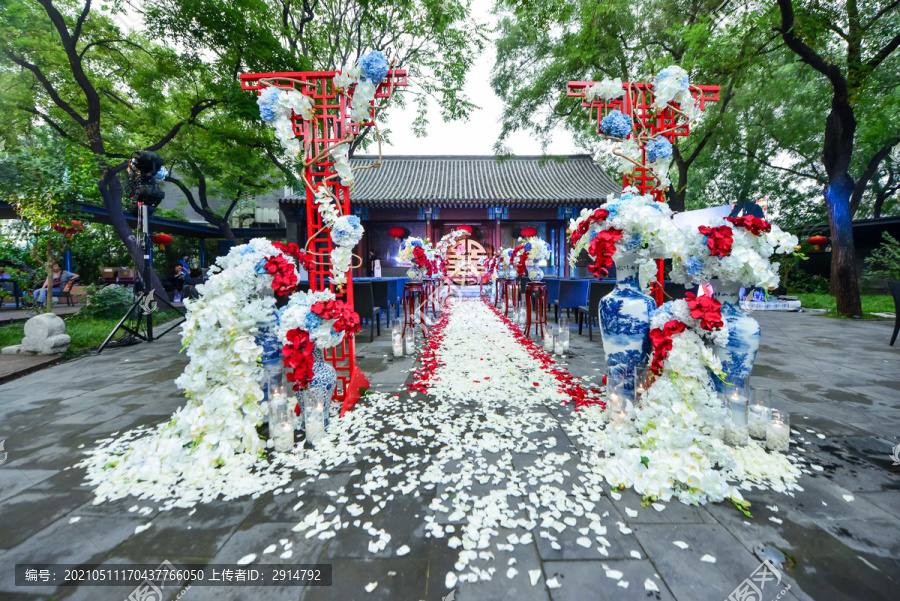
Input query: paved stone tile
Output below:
<box><xmin>0</xmin><ymin>468</ymin><xmax>58</xmax><ymax>503</ymax></box>
<box><xmin>543</xmin><ymin>559</ymin><xmax>675</xmax><ymax>600</ymax></box>
<box><xmin>300</xmin><ymin>558</ymin><xmax>429</xmax><ymax>601</ymax></box>
<box><xmin>534</xmin><ymin>497</ymin><xmax>642</xmax><ymax>561</ymax></box>
<box><xmin>0</xmin><ymin>489</ymin><xmax>93</xmax><ymax>548</ymax></box>
<box><xmin>111</xmin><ymin>499</ymin><xmax>257</xmax><ymax>561</ymax></box>
<box><xmin>605</xmin><ymin>488</ymin><xmax>718</xmax><ymax>525</ymax></box>
<box><xmin>0</xmin><ymin>515</ymin><xmax>144</xmax><ymax>595</ymax></box>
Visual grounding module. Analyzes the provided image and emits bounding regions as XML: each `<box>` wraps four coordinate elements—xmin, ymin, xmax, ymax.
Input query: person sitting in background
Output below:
<box><xmin>172</xmin><ymin>264</ymin><xmax>187</xmax><ymax>303</ymax></box>
<box><xmin>33</xmin><ymin>263</ymin><xmax>78</xmax><ymax>307</ymax></box>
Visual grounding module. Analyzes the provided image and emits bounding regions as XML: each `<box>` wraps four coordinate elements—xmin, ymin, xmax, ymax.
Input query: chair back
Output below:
<box><xmin>588</xmin><ymin>280</ymin><xmax>612</xmax><ymax>317</ymax></box>
<box><xmin>544</xmin><ymin>278</ymin><xmax>561</xmax><ymax>305</ymax></box>
<box><xmin>890</xmin><ymin>281</ymin><xmax>900</xmax><ymax>311</ymax></box>
<box><xmin>558</xmin><ymin>279</ymin><xmax>590</xmax><ymax>310</ymax></box>
<box><xmin>354</xmin><ymin>281</ymin><xmax>375</xmax><ymax>319</ymax></box>
<box><xmin>371</xmin><ymin>280</ymin><xmax>390</xmax><ymax>310</ymax></box>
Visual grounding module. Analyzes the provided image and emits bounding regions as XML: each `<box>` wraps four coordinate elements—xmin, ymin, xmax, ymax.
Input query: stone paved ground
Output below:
<box><xmin>0</xmin><ymin>307</ymin><xmax>898</xmax><ymax>601</ymax></box>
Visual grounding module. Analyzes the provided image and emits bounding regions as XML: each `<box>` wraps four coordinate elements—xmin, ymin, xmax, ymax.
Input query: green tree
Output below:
<box><xmin>773</xmin><ymin>0</ymin><xmax>900</xmax><ymax>316</ymax></box>
<box><xmin>0</xmin><ymin>133</ymin><xmax>93</xmax><ymax>312</ymax></box>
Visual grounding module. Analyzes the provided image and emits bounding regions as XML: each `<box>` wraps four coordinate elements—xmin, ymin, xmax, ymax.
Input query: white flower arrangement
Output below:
<box><xmin>584</xmin><ymin>77</ymin><xmax>623</xmax><ymax>102</ymax></box>
<box><xmin>519</xmin><ymin>236</ymin><xmax>551</xmax><ymax>263</ymax></box>
<box><xmin>433</xmin><ymin>229</ymin><xmax>469</xmax><ymax>258</ymax></box>
<box><xmin>256</xmin><ymin>86</ymin><xmax>314</xmax><ymax>157</ymax></box>
<box><xmin>397</xmin><ymin>236</ymin><xmax>427</xmax><ymax>263</ymax></box>
<box><xmin>669</xmin><ymin>217</ymin><xmax>800</xmax><ymax>289</ymax></box>
<box><xmin>80</xmin><ymin>238</ymin><xmax>300</xmax><ymax>507</ymax></box>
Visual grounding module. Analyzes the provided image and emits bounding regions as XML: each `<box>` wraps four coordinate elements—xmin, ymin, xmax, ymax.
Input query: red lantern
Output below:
<box><xmin>150</xmin><ymin>233</ymin><xmax>173</xmax><ymax>246</ymax></box>
<box><xmin>457</xmin><ymin>225</ymin><xmax>473</xmax><ymax>234</ymax></box>
<box><xmin>388</xmin><ymin>226</ymin><xmax>406</xmax><ymax>241</ymax></box>
<box><xmin>521</xmin><ymin>227</ymin><xmax>538</xmax><ymax>238</ymax></box>
<box><xmin>808</xmin><ymin>235</ymin><xmax>828</xmax><ymax>251</ymax></box>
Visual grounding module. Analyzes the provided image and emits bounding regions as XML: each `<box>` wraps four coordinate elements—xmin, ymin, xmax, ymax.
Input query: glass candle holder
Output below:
<box><xmin>710</xmin><ymin>395</ymin><xmax>728</xmax><ymax>440</ymax></box>
<box><xmin>557</xmin><ymin>318</ymin><xmax>570</xmax><ymax>352</ymax></box>
<box><xmin>303</xmin><ymin>388</ymin><xmax>328</xmax><ymax>447</ymax></box>
<box><xmin>268</xmin><ymin>389</ymin><xmax>295</xmax><ymax>453</ymax></box>
<box><xmin>405</xmin><ymin>328</ymin><xmax>415</xmax><ymax>355</ymax></box>
<box><xmin>725</xmin><ymin>394</ymin><xmax>749</xmax><ymax>447</ymax></box>
<box><xmin>543</xmin><ymin>331</ymin><xmax>554</xmax><ymax>352</ymax></box>
<box><xmin>748</xmin><ymin>387</ymin><xmax>771</xmax><ymax>439</ymax></box>
<box><xmin>391</xmin><ymin>319</ymin><xmax>404</xmax><ymax>357</ymax></box>
<box><xmin>766</xmin><ymin>410</ymin><xmax>790</xmax><ymax>452</ymax></box>
<box><xmin>633</xmin><ymin>365</ymin><xmax>652</xmax><ymax>406</ymax></box>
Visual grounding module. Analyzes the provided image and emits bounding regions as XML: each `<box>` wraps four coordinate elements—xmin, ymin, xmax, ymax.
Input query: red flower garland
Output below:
<box><xmin>698</xmin><ymin>225</ymin><xmax>733</xmax><ymax>257</ymax></box>
<box><xmin>725</xmin><ymin>215</ymin><xmax>771</xmax><ymax>237</ymax></box>
<box><xmin>587</xmin><ymin>228</ymin><xmax>623</xmax><ymax>278</ymax></box>
<box><xmin>311</xmin><ymin>299</ymin><xmax>362</xmax><ymax>335</ymax></box>
<box><xmin>283</xmin><ymin>328</ymin><xmax>315</xmax><ymax>390</ymax></box>
<box><xmin>648</xmin><ymin>320</ymin><xmax>687</xmax><ymax>375</ymax></box>
<box><xmin>273</xmin><ymin>241</ymin><xmax>315</xmax><ymax>271</ymax></box>
<box><xmin>570</xmin><ymin>208</ymin><xmax>609</xmax><ymax>247</ymax></box>
<box><xmin>510</xmin><ymin>244</ymin><xmax>529</xmax><ymax>276</ymax></box>
<box><xmin>685</xmin><ymin>292</ymin><xmax>724</xmax><ymax>331</ymax></box>
<box><xmin>264</xmin><ymin>254</ymin><xmax>298</xmax><ymax>296</ymax></box>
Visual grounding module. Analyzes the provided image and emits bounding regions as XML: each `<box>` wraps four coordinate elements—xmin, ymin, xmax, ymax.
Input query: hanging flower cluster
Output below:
<box><xmin>433</xmin><ymin>229</ymin><xmax>469</xmax><ymax>258</ymax></box>
<box><xmin>308</xmin><ymin>186</ymin><xmax>364</xmax><ymax>288</ymax></box>
<box><xmin>645</xmin><ymin>136</ymin><xmax>673</xmax><ymax>163</ymax></box>
<box><xmin>583</xmin><ymin>77</ymin><xmax>622</xmax><ymax>102</ymax></box>
<box><xmin>273</xmin><ymin>241</ymin><xmax>314</xmax><ymax>272</ymax></box>
<box><xmin>586</xmin><ymin>229</ymin><xmax>623</xmax><ymax>278</ymax></box>
<box><xmin>277</xmin><ymin>290</ymin><xmax>362</xmax><ymax>390</ymax></box>
<box><xmin>600</xmin><ymin>109</ymin><xmax>632</xmax><ymax>139</ymax></box>
<box><xmin>256</xmin><ymin>86</ymin><xmax>315</xmax><ymax>157</ymax></box>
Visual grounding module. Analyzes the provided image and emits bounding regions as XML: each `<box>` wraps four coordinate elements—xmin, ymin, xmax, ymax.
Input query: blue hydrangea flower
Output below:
<box><xmin>411</xmin><ymin>240</ymin><xmax>422</xmax><ymax>248</ymax></box>
<box><xmin>331</xmin><ymin>215</ymin><xmax>364</xmax><ymax>247</ymax></box>
<box><xmin>524</xmin><ymin>242</ymin><xmax>532</xmax><ymax>251</ymax></box>
<box><xmin>305</xmin><ymin>311</ymin><xmax>323</xmax><ymax>331</ymax></box>
<box><xmin>600</xmin><ymin>110</ymin><xmax>632</xmax><ymax>139</ymax></box>
<box><xmin>645</xmin><ymin>137</ymin><xmax>673</xmax><ymax>163</ymax></box>
<box><xmin>623</xmin><ymin>232</ymin><xmax>643</xmax><ymax>251</ymax></box>
<box><xmin>359</xmin><ymin>51</ymin><xmax>389</xmax><ymax>84</ymax></box>
<box><xmin>259</xmin><ymin>103</ymin><xmax>277</xmax><ymax>122</ymax></box>
<box><xmin>685</xmin><ymin>257</ymin><xmax>704</xmax><ymax>278</ymax></box>
<box><xmin>605</xmin><ymin>203</ymin><xmax>620</xmax><ymax>220</ymax></box>
<box><xmin>254</xmin><ymin>259</ymin><xmax>268</xmax><ymax>274</ymax></box>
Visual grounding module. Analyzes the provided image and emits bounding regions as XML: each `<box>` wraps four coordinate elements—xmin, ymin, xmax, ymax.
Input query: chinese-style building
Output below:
<box><xmin>280</xmin><ymin>154</ymin><xmax>621</xmax><ymax>279</ymax></box>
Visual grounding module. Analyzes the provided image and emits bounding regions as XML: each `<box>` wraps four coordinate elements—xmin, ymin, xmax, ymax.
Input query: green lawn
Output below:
<box><xmin>794</xmin><ymin>293</ymin><xmax>895</xmax><ymax>318</ymax></box>
<box><xmin>0</xmin><ymin>310</ymin><xmax>182</xmax><ymax>358</ymax></box>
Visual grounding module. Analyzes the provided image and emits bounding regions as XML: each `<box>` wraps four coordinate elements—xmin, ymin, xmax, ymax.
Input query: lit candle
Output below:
<box><xmin>392</xmin><ymin>332</ymin><xmax>404</xmax><ymax>357</ymax></box>
<box><xmin>766</xmin><ymin>411</ymin><xmax>790</xmax><ymax>452</ymax></box>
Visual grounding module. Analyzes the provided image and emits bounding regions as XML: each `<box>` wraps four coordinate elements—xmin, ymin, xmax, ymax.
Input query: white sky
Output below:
<box><xmin>379</xmin><ymin>3</ymin><xmax>580</xmax><ymax>156</ymax></box>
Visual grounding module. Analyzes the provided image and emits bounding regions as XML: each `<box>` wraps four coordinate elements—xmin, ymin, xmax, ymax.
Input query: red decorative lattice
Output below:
<box><xmin>241</xmin><ymin>69</ymin><xmax>407</xmax><ymax>414</ymax></box>
<box><xmin>566</xmin><ymin>79</ymin><xmax>720</xmax><ymax>303</ymax></box>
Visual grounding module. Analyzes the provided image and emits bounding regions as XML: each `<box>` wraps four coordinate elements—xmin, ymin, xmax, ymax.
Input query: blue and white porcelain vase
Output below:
<box><xmin>256</xmin><ymin>312</ymin><xmax>283</xmax><ymax>423</ymax></box>
<box><xmin>712</xmin><ymin>279</ymin><xmax>760</xmax><ymax>392</ymax></box>
<box><xmin>526</xmin><ymin>260</ymin><xmax>544</xmax><ymax>282</ymax></box>
<box><xmin>407</xmin><ymin>266</ymin><xmax>424</xmax><ymax>282</ymax></box>
<box><xmin>299</xmin><ymin>347</ymin><xmax>335</xmax><ymax>444</ymax></box>
<box><xmin>599</xmin><ymin>251</ymin><xmax>656</xmax><ymax>397</ymax></box>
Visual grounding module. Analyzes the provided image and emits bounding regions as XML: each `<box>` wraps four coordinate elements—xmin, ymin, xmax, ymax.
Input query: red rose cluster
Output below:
<box><xmin>311</xmin><ymin>299</ymin><xmax>362</xmax><ymax>335</ymax></box>
<box><xmin>511</xmin><ymin>244</ymin><xmax>529</xmax><ymax>276</ymax></box>
<box><xmin>570</xmin><ymin>208</ymin><xmax>609</xmax><ymax>247</ymax></box>
<box><xmin>698</xmin><ymin>225</ymin><xmax>733</xmax><ymax>257</ymax></box>
<box><xmin>264</xmin><ymin>254</ymin><xmax>298</xmax><ymax>296</ymax></box>
<box><xmin>724</xmin><ymin>215</ymin><xmax>772</xmax><ymax>237</ymax></box>
<box><xmin>274</xmin><ymin>241</ymin><xmax>315</xmax><ymax>271</ymax></box>
<box><xmin>685</xmin><ymin>292</ymin><xmax>724</xmax><ymax>331</ymax></box>
<box><xmin>283</xmin><ymin>328</ymin><xmax>315</xmax><ymax>390</ymax></box>
<box><xmin>412</xmin><ymin>246</ymin><xmax>437</xmax><ymax>275</ymax></box>
<box><xmin>649</xmin><ymin>320</ymin><xmax>687</xmax><ymax>375</ymax></box>
<box><xmin>587</xmin><ymin>228</ymin><xmax>623</xmax><ymax>278</ymax></box>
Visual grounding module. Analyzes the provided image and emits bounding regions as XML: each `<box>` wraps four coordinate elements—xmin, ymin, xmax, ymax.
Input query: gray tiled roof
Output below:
<box><xmin>348</xmin><ymin>155</ymin><xmax>620</xmax><ymax>207</ymax></box>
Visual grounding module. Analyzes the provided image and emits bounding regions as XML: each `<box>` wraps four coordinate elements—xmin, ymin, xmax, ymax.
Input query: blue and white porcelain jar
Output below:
<box><xmin>711</xmin><ymin>279</ymin><xmax>760</xmax><ymax>392</ymax></box>
<box><xmin>407</xmin><ymin>266</ymin><xmax>424</xmax><ymax>282</ymax></box>
<box><xmin>299</xmin><ymin>347</ymin><xmax>335</xmax><ymax>444</ymax></box>
<box><xmin>526</xmin><ymin>260</ymin><xmax>544</xmax><ymax>282</ymax></box>
<box><xmin>599</xmin><ymin>251</ymin><xmax>656</xmax><ymax>397</ymax></box>
<box><xmin>256</xmin><ymin>312</ymin><xmax>283</xmax><ymax>422</ymax></box>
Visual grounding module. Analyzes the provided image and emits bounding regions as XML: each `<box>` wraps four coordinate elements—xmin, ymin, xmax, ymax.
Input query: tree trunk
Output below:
<box><xmin>825</xmin><ymin>174</ymin><xmax>863</xmax><ymax>316</ymax></box>
<box><xmin>98</xmin><ymin>170</ymin><xmax>170</xmax><ymax>303</ymax></box>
